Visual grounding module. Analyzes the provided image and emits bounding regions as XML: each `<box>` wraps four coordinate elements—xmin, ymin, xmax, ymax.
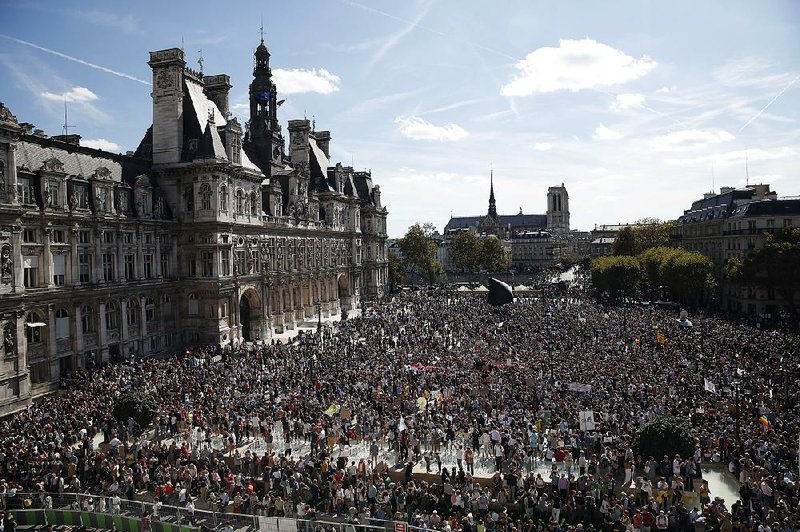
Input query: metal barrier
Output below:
<box><xmin>2</xmin><ymin>492</ymin><xmax>255</xmax><ymax>531</ymax></box>
<box><xmin>0</xmin><ymin>493</ymin><xmax>426</xmax><ymax>532</ymax></box>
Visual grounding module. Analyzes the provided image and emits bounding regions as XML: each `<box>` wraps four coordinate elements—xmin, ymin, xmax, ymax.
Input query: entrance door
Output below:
<box><xmin>240</xmin><ymin>296</ymin><xmax>252</xmax><ymax>341</ymax></box>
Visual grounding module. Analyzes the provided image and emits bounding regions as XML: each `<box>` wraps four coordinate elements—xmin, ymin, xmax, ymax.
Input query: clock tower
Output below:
<box><xmin>245</xmin><ymin>37</ymin><xmax>283</xmax><ymax>174</ymax></box>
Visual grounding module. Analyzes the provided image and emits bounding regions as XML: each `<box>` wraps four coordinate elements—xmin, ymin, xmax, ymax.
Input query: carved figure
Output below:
<box><xmin>3</xmin><ymin>324</ymin><xmax>15</xmax><ymax>356</ymax></box>
<box><xmin>1</xmin><ymin>246</ymin><xmax>12</xmax><ymax>280</ymax></box>
<box><xmin>69</xmin><ymin>191</ymin><xmax>78</xmax><ymax>210</ymax></box>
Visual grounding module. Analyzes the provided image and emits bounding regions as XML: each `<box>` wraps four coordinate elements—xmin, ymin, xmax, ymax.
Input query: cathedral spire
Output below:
<box><xmin>488</xmin><ymin>170</ymin><xmax>497</xmax><ymax>219</ymax></box>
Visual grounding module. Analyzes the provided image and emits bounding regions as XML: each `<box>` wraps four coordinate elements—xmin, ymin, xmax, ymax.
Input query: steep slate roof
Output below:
<box><xmin>17</xmin><ymin>136</ymin><xmax>151</xmax><ymax>184</ymax></box>
<box><xmin>445</xmin><ymin>213</ymin><xmax>546</xmax><ymax>231</ymax></box>
<box><xmin>677</xmin><ymin>189</ymin><xmax>755</xmax><ymax>224</ymax></box>
<box><xmin>730</xmin><ymin>199</ymin><xmax>800</xmax><ymax>217</ymax></box>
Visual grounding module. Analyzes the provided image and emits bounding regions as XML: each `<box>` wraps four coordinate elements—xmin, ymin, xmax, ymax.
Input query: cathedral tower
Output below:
<box><xmin>546</xmin><ymin>183</ymin><xmax>570</xmax><ymax>234</ymax></box>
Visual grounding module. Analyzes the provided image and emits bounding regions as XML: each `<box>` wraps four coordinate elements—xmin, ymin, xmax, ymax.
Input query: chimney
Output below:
<box><xmin>52</xmin><ymin>134</ymin><xmax>81</xmax><ymax>146</ymax></box>
<box><xmin>288</xmin><ymin>119</ymin><xmax>311</xmax><ymax>168</ymax></box>
<box><xmin>148</xmin><ymin>48</ymin><xmax>185</xmax><ymax>165</ymax></box>
<box><xmin>203</xmin><ymin>74</ymin><xmax>232</xmax><ymax>118</ymax></box>
<box><xmin>314</xmin><ymin>130</ymin><xmax>331</xmax><ymax>158</ymax></box>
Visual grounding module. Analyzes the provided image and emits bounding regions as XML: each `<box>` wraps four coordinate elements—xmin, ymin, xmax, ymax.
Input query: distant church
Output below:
<box><xmin>444</xmin><ymin>175</ymin><xmax>570</xmax><ymax>237</ymax></box>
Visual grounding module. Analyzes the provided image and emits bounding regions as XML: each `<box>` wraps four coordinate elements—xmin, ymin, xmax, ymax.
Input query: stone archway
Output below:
<box><xmin>337</xmin><ymin>273</ymin><xmax>352</xmax><ymax>312</ymax></box>
<box><xmin>239</xmin><ymin>288</ymin><xmax>262</xmax><ymax>342</ymax></box>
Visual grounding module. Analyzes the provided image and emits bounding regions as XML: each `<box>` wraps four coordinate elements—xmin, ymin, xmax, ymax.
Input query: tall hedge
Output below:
<box><xmin>112</xmin><ymin>390</ymin><xmax>158</xmax><ymax>435</ymax></box>
<box><xmin>635</xmin><ymin>415</ymin><xmax>695</xmax><ymax>461</ymax></box>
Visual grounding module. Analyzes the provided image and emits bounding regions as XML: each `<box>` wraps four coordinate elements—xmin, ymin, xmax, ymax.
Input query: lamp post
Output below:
<box><xmin>315</xmin><ymin>300</ymin><xmax>322</xmax><ymax>332</ymax></box>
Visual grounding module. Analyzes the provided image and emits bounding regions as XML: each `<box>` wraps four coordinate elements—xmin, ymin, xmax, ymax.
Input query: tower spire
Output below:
<box><xmin>488</xmin><ymin>170</ymin><xmax>497</xmax><ymax>219</ymax></box>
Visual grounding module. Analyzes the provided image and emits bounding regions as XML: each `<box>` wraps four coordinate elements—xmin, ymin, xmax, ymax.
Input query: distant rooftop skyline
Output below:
<box><xmin>1</xmin><ymin>0</ymin><xmax>798</xmax><ymax>236</ymax></box>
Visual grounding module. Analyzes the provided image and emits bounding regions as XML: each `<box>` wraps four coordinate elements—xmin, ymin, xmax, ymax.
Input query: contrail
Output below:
<box><xmin>739</xmin><ymin>73</ymin><xmax>799</xmax><ymax>132</ymax></box>
<box><xmin>0</xmin><ymin>34</ymin><xmax>151</xmax><ymax>85</ymax></box>
<box><xmin>339</xmin><ymin>0</ymin><xmax>519</xmax><ymax>62</ymax></box>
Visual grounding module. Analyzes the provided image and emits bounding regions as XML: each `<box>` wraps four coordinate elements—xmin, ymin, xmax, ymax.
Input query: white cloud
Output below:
<box><xmin>394</xmin><ymin>116</ymin><xmax>468</xmax><ymax>141</ymax></box>
<box><xmin>82</xmin><ymin>138</ymin><xmax>121</xmax><ymax>152</ymax></box>
<box><xmin>592</xmin><ymin>124</ymin><xmax>623</xmax><ymax>141</ymax></box>
<box><xmin>40</xmin><ymin>86</ymin><xmax>98</xmax><ymax>103</ymax></box>
<box><xmin>611</xmin><ymin>93</ymin><xmax>645</xmax><ymax>110</ymax></box>
<box><xmin>533</xmin><ymin>142</ymin><xmax>553</xmax><ymax>151</ymax></box>
<box><xmin>651</xmin><ymin>129</ymin><xmax>734</xmax><ymax>151</ymax></box>
<box><xmin>655</xmin><ymin>86</ymin><xmax>674</xmax><ymax>93</ymax></box>
<box><xmin>500</xmin><ymin>39</ymin><xmax>656</xmax><ymax>96</ymax></box>
<box><xmin>272</xmin><ymin>68</ymin><xmax>340</xmax><ymax>95</ymax></box>
<box><xmin>663</xmin><ymin>147</ymin><xmax>796</xmax><ymax>167</ymax></box>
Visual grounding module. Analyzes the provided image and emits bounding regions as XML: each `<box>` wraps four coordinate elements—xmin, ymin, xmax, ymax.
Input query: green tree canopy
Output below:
<box><xmin>398</xmin><ymin>223</ymin><xmax>443</xmax><ymax>284</ymax></box>
<box><xmin>739</xmin><ymin>227</ymin><xmax>800</xmax><ymax>316</ymax></box>
<box><xmin>639</xmin><ymin>246</ymin><xmax>679</xmax><ymax>296</ymax></box>
<box><xmin>450</xmin><ymin>230</ymin><xmax>482</xmax><ymax>273</ymax></box>
<box><xmin>659</xmin><ymin>250</ymin><xmax>714</xmax><ymax>305</ymax></box>
<box><xmin>387</xmin><ymin>252</ymin><xmax>405</xmax><ymax>289</ymax></box>
<box><xmin>480</xmin><ymin>236</ymin><xmax>509</xmax><ymax>272</ymax></box>
<box><xmin>612</xmin><ymin>227</ymin><xmax>637</xmax><ymax>256</ymax></box>
<box><xmin>591</xmin><ymin>255</ymin><xmax>641</xmax><ymax>300</ymax></box>
<box><xmin>613</xmin><ymin>219</ymin><xmax>675</xmax><ymax>256</ymax></box>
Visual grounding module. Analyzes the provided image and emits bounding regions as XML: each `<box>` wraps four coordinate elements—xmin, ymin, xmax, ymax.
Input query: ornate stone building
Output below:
<box><xmin>0</xmin><ymin>40</ymin><xmax>388</xmax><ymax>415</ymax></box>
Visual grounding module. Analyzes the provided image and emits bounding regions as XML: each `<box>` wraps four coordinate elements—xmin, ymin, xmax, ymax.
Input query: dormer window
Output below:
<box><xmin>17</xmin><ymin>176</ymin><xmax>33</xmax><ymax>204</ymax></box>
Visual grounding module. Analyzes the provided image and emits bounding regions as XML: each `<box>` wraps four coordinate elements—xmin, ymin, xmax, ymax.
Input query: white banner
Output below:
<box><xmin>704</xmin><ymin>378</ymin><xmax>716</xmax><ymax>394</ymax></box>
<box><xmin>568</xmin><ymin>382</ymin><xmax>592</xmax><ymax>393</ymax></box>
<box><xmin>579</xmin><ymin>410</ymin><xmax>596</xmax><ymax>431</ymax></box>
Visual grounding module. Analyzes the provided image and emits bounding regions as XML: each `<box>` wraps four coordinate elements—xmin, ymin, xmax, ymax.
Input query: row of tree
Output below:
<box><xmin>449</xmin><ymin>230</ymin><xmax>509</xmax><ymax>273</ymax></box>
<box><xmin>389</xmin><ymin>224</ymin><xmax>510</xmax><ymax>286</ymax></box>
<box><xmin>592</xmin><ymin>246</ymin><xmax>715</xmax><ymax>305</ymax></box>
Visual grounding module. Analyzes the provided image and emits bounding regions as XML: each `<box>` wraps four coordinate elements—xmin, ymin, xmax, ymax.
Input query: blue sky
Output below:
<box><xmin>1</xmin><ymin>0</ymin><xmax>799</xmax><ymax>237</ymax></box>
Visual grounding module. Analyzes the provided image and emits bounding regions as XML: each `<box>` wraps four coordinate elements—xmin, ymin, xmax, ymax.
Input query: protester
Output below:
<box><xmin>0</xmin><ymin>281</ymin><xmax>798</xmax><ymax>531</ymax></box>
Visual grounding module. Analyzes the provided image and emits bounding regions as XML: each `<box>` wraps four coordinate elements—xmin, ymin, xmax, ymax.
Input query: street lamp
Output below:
<box><xmin>315</xmin><ymin>300</ymin><xmax>322</xmax><ymax>332</ymax></box>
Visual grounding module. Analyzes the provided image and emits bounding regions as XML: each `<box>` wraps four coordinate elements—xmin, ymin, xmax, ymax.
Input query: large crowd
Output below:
<box><xmin>1</xmin><ymin>279</ymin><xmax>799</xmax><ymax>532</ymax></box>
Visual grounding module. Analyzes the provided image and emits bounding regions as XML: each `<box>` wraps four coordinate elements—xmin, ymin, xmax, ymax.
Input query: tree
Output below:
<box><xmin>450</xmin><ymin>231</ymin><xmax>482</xmax><ymax>273</ymax></box>
<box><xmin>387</xmin><ymin>252</ymin><xmax>405</xmax><ymax>289</ymax></box>
<box><xmin>739</xmin><ymin>227</ymin><xmax>800</xmax><ymax>316</ymax></box>
<box><xmin>480</xmin><ymin>236</ymin><xmax>509</xmax><ymax>272</ymax></box>
<box><xmin>631</xmin><ymin>218</ymin><xmax>674</xmax><ymax>254</ymax></box>
<box><xmin>398</xmin><ymin>223</ymin><xmax>442</xmax><ymax>284</ymax></box>
<box><xmin>659</xmin><ymin>250</ymin><xmax>714</xmax><ymax>306</ymax></box>
<box><xmin>612</xmin><ymin>227</ymin><xmax>636</xmax><ymax>256</ymax></box>
<box><xmin>635</xmin><ymin>416</ymin><xmax>695</xmax><ymax>462</ymax></box>
<box><xmin>590</xmin><ymin>255</ymin><xmax>641</xmax><ymax>300</ymax></box>
<box><xmin>113</xmin><ymin>390</ymin><xmax>158</xmax><ymax>435</ymax></box>
<box><xmin>613</xmin><ymin>219</ymin><xmax>675</xmax><ymax>257</ymax></box>
<box><xmin>639</xmin><ymin>247</ymin><xmax>679</xmax><ymax>298</ymax></box>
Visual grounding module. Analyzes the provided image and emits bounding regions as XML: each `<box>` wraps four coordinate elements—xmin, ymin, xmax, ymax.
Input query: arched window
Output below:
<box><xmin>250</xmin><ymin>191</ymin><xmax>259</xmax><ymax>216</ymax></box>
<box><xmin>105</xmin><ymin>301</ymin><xmax>119</xmax><ymax>331</ymax></box>
<box><xmin>25</xmin><ymin>312</ymin><xmax>44</xmax><ymax>344</ymax></box>
<box><xmin>81</xmin><ymin>304</ymin><xmax>94</xmax><ymax>333</ymax></box>
<box><xmin>235</xmin><ymin>189</ymin><xmax>244</xmax><ymax>214</ymax></box>
<box><xmin>145</xmin><ymin>297</ymin><xmax>156</xmax><ymax>322</ymax></box>
<box><xmin>188</xmin><ymin>293</ymin><xmax>199</xmax><ymax>316</ymax></box>
<box><xmin>126</xmin><ymin>298</ymin><xmax>139</xmax><ymax>326</ymax></box>
<box><xmin>219</xmin><ymin>185</ymin><xmax>229</xmax><ymax>212</ymax></box>
<box><xmin>200</xmin><ymin>183</ymin><xmax>212</xmax><ymax>210</ymax></box>
<box><xmin>55</xmin><ymin>308</ymin><xmax>69</xmax><ymax>339</ymax></box>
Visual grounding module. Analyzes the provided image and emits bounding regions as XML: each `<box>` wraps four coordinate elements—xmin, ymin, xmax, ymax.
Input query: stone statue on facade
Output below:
<box><xmin>1</xmin><ymin>245</ymin><xmax>12</xmax><ymax>282</ymax></box>
<box><xmin>3</xmin><ymin>324</ymin><xmax>15</xmax><ymax>356</ymax></box>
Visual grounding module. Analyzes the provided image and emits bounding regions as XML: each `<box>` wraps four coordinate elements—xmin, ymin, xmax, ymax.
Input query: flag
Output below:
<box><xmin>656</xmin><ymin>332</ymin><xmax>667</xmax><ymax>345</ymax></box>
<box><xmin>324</xmin><ymin>403</ymin><xmax>340</xmax><ymax>417</ymax></box>
<box><xmin>704</xmin><ymin>378</ymin><xmax>716</xmax><ymax>394</ymax></box>
<box><xmin>257</xmin><ymin>91</ymin><xmax>271</xmax><ymax>102</ymax></box>
<box><xmin>759</xmin><ymin>415</ymin><xmax>770</xmax><ymax>429</ymax></box>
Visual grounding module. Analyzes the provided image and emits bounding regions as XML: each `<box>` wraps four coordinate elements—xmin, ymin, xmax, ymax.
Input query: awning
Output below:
<box><xmin>25</xmin><ymin>322</ymin><xmax>47</xmax><ymax>328</ymax></box>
